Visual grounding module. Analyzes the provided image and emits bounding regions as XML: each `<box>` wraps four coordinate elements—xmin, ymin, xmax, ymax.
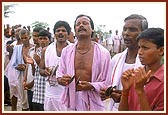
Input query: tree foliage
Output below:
<box><xmin>94</xmin><ymin>24</ymin><xmax>108</xmax><ymax>41</ymax></box>
<box><xmin>4</xmin><ymin>4</ymin><xmax>17</xmax><ymax>18</ymax></box>
<box><xmin>31</xmin><ymin>21</ymin><xmax>49</xmax><ymax>29</ymax></box>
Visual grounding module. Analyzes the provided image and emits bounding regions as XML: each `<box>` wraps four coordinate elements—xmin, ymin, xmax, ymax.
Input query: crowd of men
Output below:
<box><xmin>3</xmin><ymin>14</ymin><xmax>164</xmax><ymax>111</ymax></box>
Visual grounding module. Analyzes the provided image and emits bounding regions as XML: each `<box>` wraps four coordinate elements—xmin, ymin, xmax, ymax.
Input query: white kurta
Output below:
<box><xmin>44</xmin><ymin>41</ymin><xmax>67</xmax><ymax>111</ymax></box>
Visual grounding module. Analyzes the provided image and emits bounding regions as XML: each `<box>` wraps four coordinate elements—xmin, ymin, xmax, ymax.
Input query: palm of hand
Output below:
<box><xmin>121</xmin><ymin>75</ymin><xmax>134</xmax><ymax>90</ymax></box>
<box><xmin>121</xmin><ymin>69</ymin><xmax>134</xmax><ymax>90</ymax></box>
<box><xmin>25</xmin><ymin>56</ymin><xmax>34</xmax><ymax>64</ymax></box>
<box><xmin>134</xmin><ymin>67</ymin><xmax>151</xmax><ymax>91</ymax></box>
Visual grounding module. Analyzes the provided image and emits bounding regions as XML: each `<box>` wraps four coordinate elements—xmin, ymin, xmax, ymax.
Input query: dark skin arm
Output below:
<box><xmin>119</xmin><ymin>68</ymin><xmax>152</xmax><ymax>111</ymax></box>
<box><xmin>57</xmin><ymin>75</ymin><xmax>72</xmax><ymax>86</ymax></box>
<box><xmin>25</xmin><ymin>80</ymin><xmax>34</xmax><ymax>89</ymax></box>
<box><xmin>110</xmin><ymin>89</ymin><xmax>122</xmax><ymax>103</ymax></box>
<box><xmin>15</xmin><ymin>64</ymin><xmax>26</xmax><ymax>71</ymax></box>
<box><xmin>119</xmin><ymin>69</ymin><xmax>134</xmax><ymax>111</ymax></box>
<box><xmin>23</xmin><ymin>55</ymin><xmax>35</xmax><ymax>76</ymax></box>
<box><xmin>76</xmin><ymin>81</ymin><xmax>95</xmax><ymax>91</ymax></box>
<box><xmin>39</xmin><ymin>47</ymin><xmax>51</xmax><ymax>77</ymax></box>
<box><xmin>33</xmin><ymin>53</ymin><xmax>41</xmax><ymax>66</ymax></box>
<box><xmin>57</xmin><ymin>75</ymin><xmax>94</xmax><ymax>91</ymax></box>
<box><xmin>100</xmin><ymin>87</ymin><xmax>122</xmax><ymax>102</ymax></box>
<box><xmin>39</xmin><ymin>47</ymin><xmax>46</xmax><ymax>69</ymax></box>
<box><xmin>6</xmin><ymin>44</ymin><xmax>13</xmax><ymax>60</ymax></box>
<box><xmin>100</xmin><ymin>88</ymin><xmax>109</xmax><ymax>101</ymax></box>
<box><xmin>58</xmin><ymin>75</ymin><xmax>95</xmax><ymax>90</ymax></box>
<box><xmin>23</xmin><ymin>64</ymin><xmax>28</xmax><ymax>90</ymax></box>
<box><xmin>22</xmin><ymin>64</ymin><xmax>34</xmax><ymax>90</ymax></box>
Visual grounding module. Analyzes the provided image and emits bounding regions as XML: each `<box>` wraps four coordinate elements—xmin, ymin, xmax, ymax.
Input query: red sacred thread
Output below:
<box><xmin>111</xmin><ymin>54</ymin><xmax>123</xmax><ymax>84</ymax></box>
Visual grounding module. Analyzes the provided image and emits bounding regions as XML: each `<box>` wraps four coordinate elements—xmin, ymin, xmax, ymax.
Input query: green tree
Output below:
<box><xmin>94</xmin><ymin>24</ymin><xmax>108</xmax><ymax>41</ymax></box>
<box><xmin>4</xmin><ymin>4</ymin><xmax>17</xmax><ymax>18</ymax></box>
<box><xmin>31</xmin><ymin>21</ymin><xmax>49</xmax><ymax>29</ymax></box>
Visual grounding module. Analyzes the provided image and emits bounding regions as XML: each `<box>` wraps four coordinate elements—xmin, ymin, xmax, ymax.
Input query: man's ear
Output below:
<box><xmin>159</xmin><ymin>46</ymin><xmax>164</xmax><ymax>56</ymax></box>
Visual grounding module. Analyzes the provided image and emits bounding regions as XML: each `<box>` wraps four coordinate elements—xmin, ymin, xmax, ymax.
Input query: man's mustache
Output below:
<box><xmin>78</xmin><ymin>28</ymin><xmax>87</xmax><ymax>32</ymax></box>
<box><xmin>58</xmin><ymin>34</ymin><xmax>64</xmax><ymax>38</ymax></box>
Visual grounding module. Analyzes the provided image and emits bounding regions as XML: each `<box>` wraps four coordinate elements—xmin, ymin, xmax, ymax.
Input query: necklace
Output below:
<box><xmin>76</xmin><ymin>46</ymin><xmax>91</xmax><ymax>55</ymax></box>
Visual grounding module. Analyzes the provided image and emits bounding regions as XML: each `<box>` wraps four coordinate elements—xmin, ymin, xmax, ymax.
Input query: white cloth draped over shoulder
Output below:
<box><xmin>5</xmin><ymin>44</ymin><xmax>24</xmax><ymax>98</ymax></box>
<box><xmin>44</xmin><ymin>41</ymin><xmax>69</xmax><ymax>111</ymax></box>
<box><xmin>105</xmin><ymin>48</ymin><xmax>143</xmax><ymax>111</ymax></box>
<box><xmin>5</xmin><ymin>44</ymin><xmax>29</xmax><ymax>109</ymax></box>
<box><xmin>56</xmin><ymin>41</ymin><xmax>111</xmax><ymax>111</ymax></box>
<box><xmin>106</xmin><ymin>48</ymin><xmax>142</xmax><ymax>87</ymax></box>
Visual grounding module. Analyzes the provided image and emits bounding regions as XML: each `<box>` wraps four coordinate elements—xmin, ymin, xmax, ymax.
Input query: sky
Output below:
<box><xmin>3</xmin><ymin>2</ymin><xmax>166</xmax><ymax>34</ymax></box>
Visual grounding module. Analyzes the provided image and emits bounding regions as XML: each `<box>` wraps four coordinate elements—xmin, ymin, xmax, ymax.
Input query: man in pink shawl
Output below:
<box><xmin>56</xmin><ymin>14</ymin><xmax>111</xmax><ymax>111</ymax></box>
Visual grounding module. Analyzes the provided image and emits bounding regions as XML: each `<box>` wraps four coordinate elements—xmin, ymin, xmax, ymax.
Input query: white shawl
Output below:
<box><xmin>111</xmin><ymin>48</ymin><xmax>142</xmax><ymax>88</ymax></box>
<box><xmin>107</xmin><ymin>48</ymin><xmax>143</xmax><ymax>111</ymax></box>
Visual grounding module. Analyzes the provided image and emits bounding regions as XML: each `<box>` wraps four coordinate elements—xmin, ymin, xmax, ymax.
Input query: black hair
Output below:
<box><xmin>53</xmin><ymin>21</ymin><xmax>71</xmax><ymax>35</ymax></box>
<box><xmin>6</xmin><ymin>40</ymin><xmax>14</xmax><ymax>45</ymax></box>
<box><xmin>33</xmin><ymin>27</ymin><xmax>44</xmax><ymax>32</ymax></box>
<box><xmin>74</xmin><ymin>14</ymin><xmax>94</xmax><ymax>37</ymax></box>
<box><xmin>38</xmin><ymin>29</ymin><xmax>50</xmax><ymax>37</ymax></box>
<box><xmin>124</xmin><ymin>14</ymin><xmax>148</xmax><ymax>31</ymax></box>
<box><xmin>19</xmin><ymin>28</ymin><xmax>30</xmax><ymax>36</ymax></box>
<box><xmin>137</xmin><ymin>28</ymin><xmax>164</xmax><ymax>48</ymax></box>
<box><xmin>38</xmin><ymin>29</ymin><xmax>52</xmax><ymax>42</ymax></box>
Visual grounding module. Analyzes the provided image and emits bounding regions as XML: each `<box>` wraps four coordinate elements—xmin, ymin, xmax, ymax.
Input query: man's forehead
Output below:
<box><xmin>125</xmin><ymin>18</ymin><xmax>141</xmax><ymax>23</ymax></box>
<box><xmin>76</xmin><ymin>16</ymin><xmax>90</xmax><ymax>22</ymax></box>
<box><xmin>56</xmin><ymin>26</ymin><xmax>66</xmax><ymax>29</ymax></box>
<box><xmin>16</xmin><ymin>27</ymin><xmax>22</xmax><ymax>32</ymax></box>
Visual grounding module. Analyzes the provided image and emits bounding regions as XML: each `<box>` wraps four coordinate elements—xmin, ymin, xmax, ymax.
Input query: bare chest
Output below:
<box><xmin>75</xmin><ymin>53</ymin><xmax>93</xmax><ymax>69</ymax></box>
<box><xmin>74</xmin><ymin>49</ymin><xmax>94</xmax><ymax>81</ymax></box>
<box><xmin>22</xmin><ymin>47</ymin><xmax>30</xmax><ymax>56</ymax></box>
<box><xmin>22</xmin><ymin>46</ymin><xmax>32</xmax><ymax>63</ymax></box>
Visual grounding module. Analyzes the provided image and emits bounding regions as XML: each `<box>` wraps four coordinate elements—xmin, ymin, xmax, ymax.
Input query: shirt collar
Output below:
<box><xmin>151</xmin><ymin>65</ymin><xmax>164</xmax><ymax>82</ymax></box>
